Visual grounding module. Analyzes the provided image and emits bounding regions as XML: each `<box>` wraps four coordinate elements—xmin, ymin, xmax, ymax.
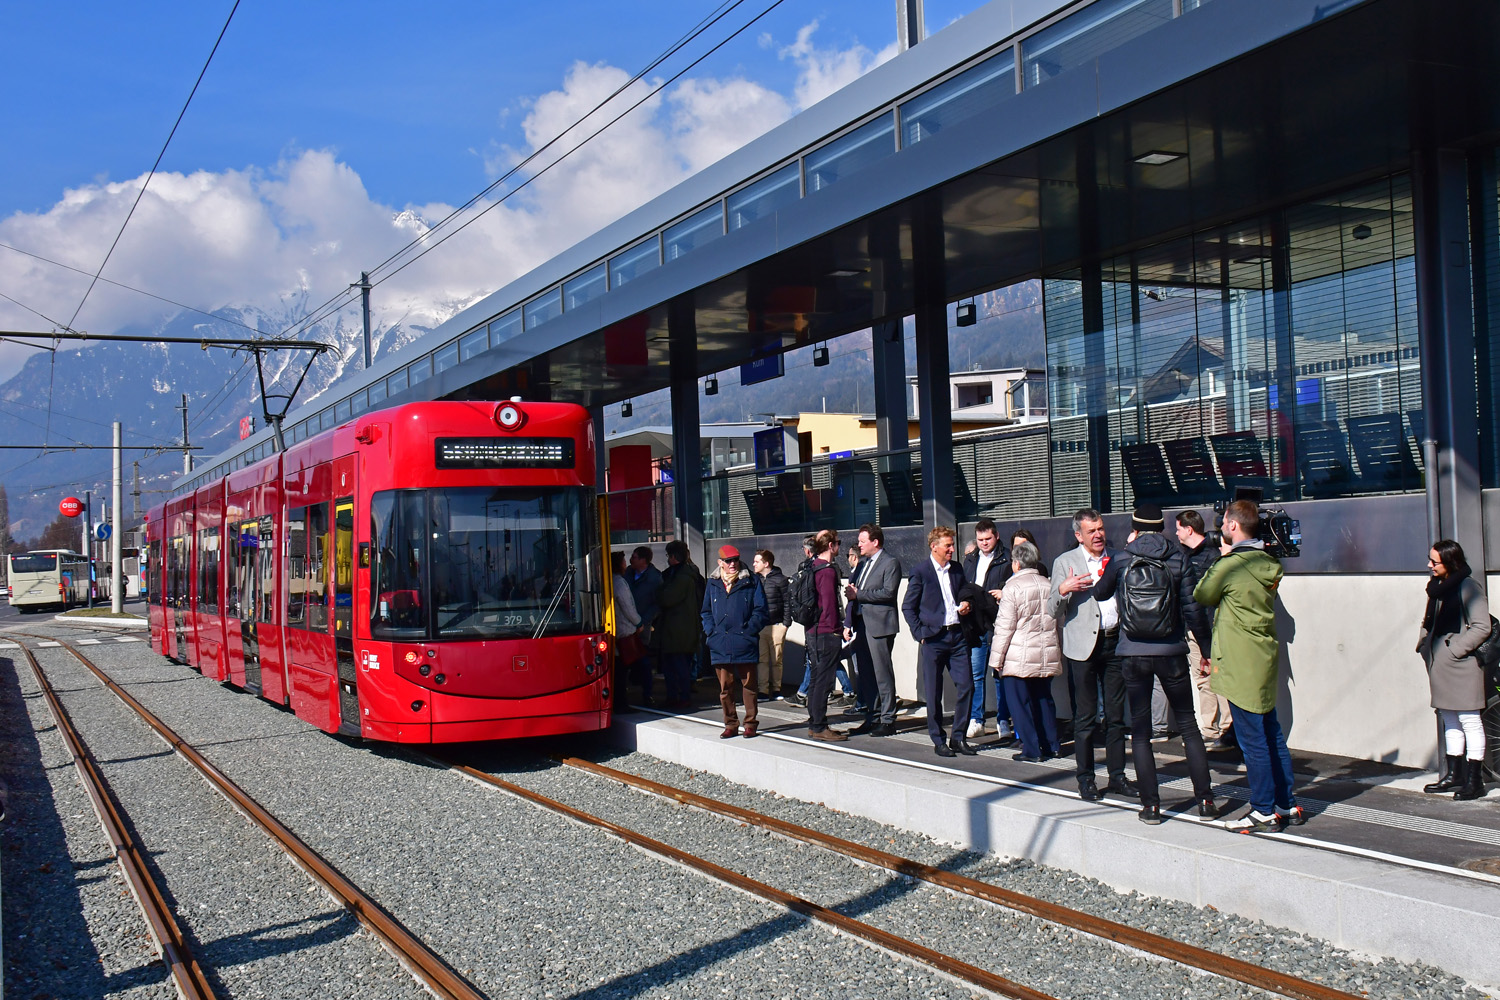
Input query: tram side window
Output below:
<box><xmin>332</xmin><ymin>499</ymin><xmax>352</xmax><ymax>637</ymax></box>
<box><xmin>226</xmin><ymin>530</ymin><xmax>240</xmax><ymax>618</ymax></box>
<box><xmin>259</xmin><ymin>518</ymin><xmax>275</xmax><ymax>624</ymax></box>
<box><xmin>198</xmin><ymin>527</ymin><xmax>220</xmax><ymax>610</ymax></box>
<box><xmin>234</xmin><ymin>521</ymin><xmax>259</xmax><ymax>620</ymax></box>
<box><xmin>148</xmin><ymin>540</ymin><xmax>162</xmax><ymax>606</ymax></box>
<box><xmin>286</xmin><ymin>508</ymin><xmax>306</xmax><ymax>626</ymax></box>
<box><xmin>306</xmin><ymin>502</ymin><xmax>330</xmax><ymax>632</ymax></box>
<box><xmin>370</xmin><ymin>491</ymin><xmax>427</xmax><ymax>639</ymax></box>
<box><xmin>169</xmin><ymin>537</ymin><xmax>186</xmax><ymax>605</ymax></box>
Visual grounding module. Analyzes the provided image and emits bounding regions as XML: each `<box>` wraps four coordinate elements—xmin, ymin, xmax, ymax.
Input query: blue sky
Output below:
<box><xmin>0</xmin><ymin>0</ymin><xmax>985</xmax><ymax>380</ymax></box>
<box><xmin>3</xmin><ymin>1</ymin><xmax>981</xmax><ymax>216</ymax></box>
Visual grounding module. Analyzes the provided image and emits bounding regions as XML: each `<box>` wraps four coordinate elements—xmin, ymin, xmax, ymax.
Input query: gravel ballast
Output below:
<box><xmin>12</xmin><ymin>623</ymin><xmax>1493</xmax><ymax>999</ymax></box>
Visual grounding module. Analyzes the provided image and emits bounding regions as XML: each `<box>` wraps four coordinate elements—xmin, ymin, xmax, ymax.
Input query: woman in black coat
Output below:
<box><xmin>1416</xmin><ymin>539</ymin><xmax>1491</xmax><ymax>800</ymax></box>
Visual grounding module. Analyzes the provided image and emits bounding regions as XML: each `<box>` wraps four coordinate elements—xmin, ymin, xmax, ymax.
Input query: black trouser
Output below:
<box><xmin>1121</xmin><ymin>654</ymin><xmax>1214</xmax><ymax>806</ymax></box>
<box><xmin>1067</xmin><ymin>629</ymin><xmax>1127</xmax><ymax>783</ymax></box>
<box><xmin>920</xmin><ymin>627</ymin><xmax>973</xmax><ymax>746</ymax></box>
<box><xmin>805</xmin><ymin>631</ymin><xmax>841</xmax><ymax>732</ymax></box>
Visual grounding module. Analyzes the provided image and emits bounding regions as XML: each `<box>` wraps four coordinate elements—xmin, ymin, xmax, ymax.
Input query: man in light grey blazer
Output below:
<box><xmin>845</xmin><ymin>523</ymin><xmax>903</xmax><ymax>736</ymax></box>
<box><xmin>1048</xmin><ymin>508</ymin><xmax>1136</xmax><ymax>802</ymax></box>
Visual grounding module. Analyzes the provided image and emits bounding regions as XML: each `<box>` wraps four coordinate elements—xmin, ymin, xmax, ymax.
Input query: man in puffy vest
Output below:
<box><xmin>1091</xmin><ymin>505</ymin><xmax>1219</xmax><ymax>825</ymax></box>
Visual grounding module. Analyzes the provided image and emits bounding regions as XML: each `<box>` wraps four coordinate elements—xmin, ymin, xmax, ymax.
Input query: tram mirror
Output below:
<box><xmin>359</xmin><ymin>543</ymin><xmax>370</xmax><ymax>568</ymax></box>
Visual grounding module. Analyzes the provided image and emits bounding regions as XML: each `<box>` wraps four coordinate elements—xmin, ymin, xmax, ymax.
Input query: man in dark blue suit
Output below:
<box><xmin>901</xmin><ymin>526</ymin><xmax>977</xmax><ymax>758</ymax></box>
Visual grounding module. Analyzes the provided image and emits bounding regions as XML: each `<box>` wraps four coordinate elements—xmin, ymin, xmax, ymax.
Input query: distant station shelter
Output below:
<box><xmin>189</xmin><ymin>0</ymin><xmax>1500</xmax><ymax>767</ymax></box>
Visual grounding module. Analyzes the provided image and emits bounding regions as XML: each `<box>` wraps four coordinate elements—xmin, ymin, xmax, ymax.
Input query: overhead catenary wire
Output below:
<box><xmin>276</xmin><ymin>0</ymin><xmax>790</xmax><ymax>343</ymax></box>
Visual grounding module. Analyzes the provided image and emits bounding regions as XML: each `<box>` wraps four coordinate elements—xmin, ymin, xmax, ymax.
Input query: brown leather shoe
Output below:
<box><xmin>808</xmin><ymin>728</ymin><xmax>848</xmax><ymax>742</ymax></box>
<box><xmin>741</xmin><ymin>721</ymin><xmax>758</xmax><ymax>738</ymax></box>
<box><xmin>720</xmin><ymin>723</ymin><xmax>738</xmax><ymax>739</ymax></box>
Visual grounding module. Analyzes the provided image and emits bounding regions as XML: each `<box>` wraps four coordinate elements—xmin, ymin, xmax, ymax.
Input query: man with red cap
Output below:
<box><xmin>700</xmin><ymin>544</ymin><xmax>768</xmax><ymax>738</ymax></box>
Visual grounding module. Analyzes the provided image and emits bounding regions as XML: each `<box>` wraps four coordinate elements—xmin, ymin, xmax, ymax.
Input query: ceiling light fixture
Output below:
<box><xmin>1134</xmin><ymin>150</ymin><xmax>1185</xmax><ymax>166</ymax></box>
<box><xmin>704</xmin><ymin>376</ymin><xmax>719</xmax><ymax>396</ymax></box>
<box><xmin>620</xmin><ymin>401</ymin><xmax>633</xmax><ymax>418</ymax></box>
<box><xmin>812</xmin><ymin>345</ymin><xmax>830</xmax><ymax>367</ymax></box>
<box><xmin>826</xmin><ymin>268</ymin><xmax>866</xmax><ymax>277</ymax></box>
<box><xmin>955</xmin><ymin>300</ymin><xmax>977</xmax><ymax>326</ymax></box>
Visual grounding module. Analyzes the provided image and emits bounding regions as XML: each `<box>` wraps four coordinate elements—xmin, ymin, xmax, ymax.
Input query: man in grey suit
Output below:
<box><xmin>845</xmin><ymin>523</ymin><xmax>902</xmax><ymax>736</ymax></box>
<box><xmin>1048</xmin><ymin>508</ymin><xmax>1137</xmax><ymax>802</ymax></box>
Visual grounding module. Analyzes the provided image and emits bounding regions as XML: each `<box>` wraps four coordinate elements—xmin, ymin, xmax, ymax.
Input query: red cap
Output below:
<box><xmin>718</xmin><ymin>544</ymin><xmax>740</xmax><ymax>561</ymax></box>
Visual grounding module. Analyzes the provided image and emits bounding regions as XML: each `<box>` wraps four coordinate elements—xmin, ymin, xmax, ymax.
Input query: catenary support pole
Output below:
<box><xmin>178</xmin><ymin>393</ymin><xmax>191</xmax><ymax>475</ymax></box>
<box><xmin>112</xmin><ymin>422</ymin><xmax>123</xmax><ymax>614</ymax></box>
<box><xmin>897</xmin><ymin>0</ymin><xmax>924</xmax><ymax>49</ymax></box>
<box><xmin>355</xmin><ymin>271</ymin><xmax>373</xmax><ymax>369</ymax></box>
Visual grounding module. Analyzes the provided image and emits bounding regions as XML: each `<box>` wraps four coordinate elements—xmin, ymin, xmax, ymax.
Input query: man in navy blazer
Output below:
<box><xmin>902</xmin><ymin>526</ymin><xmax>977</xmax><ymax>757</ymax></box>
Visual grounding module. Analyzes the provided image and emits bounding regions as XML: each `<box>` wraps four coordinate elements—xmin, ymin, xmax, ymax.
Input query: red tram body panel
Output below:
<box><xmin>146</xmin><ymin>400</ymin><xmax>611</xmax><ymax>743</ymax></box>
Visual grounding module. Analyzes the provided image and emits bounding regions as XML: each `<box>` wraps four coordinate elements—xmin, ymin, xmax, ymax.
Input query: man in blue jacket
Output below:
<box><xmin>902</xmin><ymin>526</ymin><xmax>977</xmax><ymax>758</ymax></box>
<box><xmin>700</xmin><ymin>545</ymin><xmax>768</xmax><ymax>739</ymax></box>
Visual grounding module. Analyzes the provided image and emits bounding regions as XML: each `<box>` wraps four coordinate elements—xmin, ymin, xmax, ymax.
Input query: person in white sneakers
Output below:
<box><xmin>962</xmin><ymin>519</ymin><xmax>1012</xmax><ymax>741</ymax></box>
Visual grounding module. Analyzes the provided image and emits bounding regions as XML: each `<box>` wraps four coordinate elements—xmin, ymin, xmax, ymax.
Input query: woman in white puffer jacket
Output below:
<box><xmin>987</xmin><ymin>541</ymin><xmax>1064</xmax><ymax>762</ymax></box>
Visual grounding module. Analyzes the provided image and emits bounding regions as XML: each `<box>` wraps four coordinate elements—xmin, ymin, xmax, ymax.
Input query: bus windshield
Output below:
<box><xmin>11</xmin><ymin>554</ymin><xmax>59</xmax><ymax>574</ymax></box>
<box><xmin>370</xmin><ymin>486</ymin><xmax>591</xmax><ymax>640</ymax></box>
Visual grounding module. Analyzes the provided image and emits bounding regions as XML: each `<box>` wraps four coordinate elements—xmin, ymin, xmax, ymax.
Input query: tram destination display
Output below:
<box><xmin>435</xmin><ymin>437</ymin><xmax>575</xmax><ymax>469</ymax></box>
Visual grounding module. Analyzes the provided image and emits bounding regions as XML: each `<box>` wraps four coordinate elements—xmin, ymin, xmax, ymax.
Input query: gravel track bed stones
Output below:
<box><xmin>28</xmin><ymin>645</ymin><xmax>428</xmax><ymax>1000</ymax></box>
<box><xmin>0</xmin><ymin>650</ymin><xmax>174</xmax><ymax>1000</ymax></box>
<box><xmin>563</xmin><ymin>749</ymin><xmax>1493</xmax><ymax>1000</ymax></box>
<box><xmin>469</xmin><ymin>746</ymin><xmax>1280</xmax><ymax>1000</ymax></box>
<box><xmin>68</xmin><ymin>640</ymin><xmax>983</xmax><ymax>1000</ymax></box>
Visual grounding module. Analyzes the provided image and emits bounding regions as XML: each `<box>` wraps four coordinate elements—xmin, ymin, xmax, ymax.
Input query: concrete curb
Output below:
<box><xmin>610</xmin><ymin>714</ymin><xmax>1500</xmax><ymax>991</ymax></box>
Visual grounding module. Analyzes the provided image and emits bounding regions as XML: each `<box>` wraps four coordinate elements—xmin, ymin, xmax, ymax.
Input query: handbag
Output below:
<box><xmin>1459</xmin><ymin>598</ymin><xmax>1500</xmax><ymax>693</ymax></box>
<box><xmin>617</xmin><ymin>630</ymin><xmax>646</xmax><ymax>665</ymax></box>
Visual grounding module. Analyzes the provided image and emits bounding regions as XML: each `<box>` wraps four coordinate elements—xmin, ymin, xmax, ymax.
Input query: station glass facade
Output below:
<box><xmin>1046</xmin><ymin>175</ymin><xmax>1422</xmax><ymax>515</ymax></box>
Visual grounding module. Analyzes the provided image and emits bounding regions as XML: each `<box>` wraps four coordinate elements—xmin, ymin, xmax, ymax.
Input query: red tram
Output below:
<box><xmin>146</xmin><ymin>400</ymin><xmax>613</xmax><ymax>742</ymax></box>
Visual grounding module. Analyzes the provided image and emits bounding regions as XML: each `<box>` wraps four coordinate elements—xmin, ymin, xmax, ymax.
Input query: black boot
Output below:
<box><xmin>1454</xmin><ymin>758</ymin><xmax>1487</xmax><ymax>801</ymax></box>
<box><xmin>1424</xmin><ymin>755</ymin><xmax>1464</xmax><ymax>794</ymax></box>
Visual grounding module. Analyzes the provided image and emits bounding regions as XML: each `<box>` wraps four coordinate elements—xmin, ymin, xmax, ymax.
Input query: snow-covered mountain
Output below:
<box><xmin>0</xmin><ymin>295</ymin><xmax>435</xmax><ymax>542</ymax></box>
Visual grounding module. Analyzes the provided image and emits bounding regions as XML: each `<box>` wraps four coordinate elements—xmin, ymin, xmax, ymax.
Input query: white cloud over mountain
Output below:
<box><xmin>0</xmin><ymin>21</ymin><xmax>890</xmax><ymax>384</ymax></box>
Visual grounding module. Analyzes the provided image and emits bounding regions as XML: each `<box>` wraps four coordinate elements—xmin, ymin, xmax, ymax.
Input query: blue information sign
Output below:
<box><xmin>739</xmin><ymin>354</ymin><xmax>784</xmax><ymax>386</ymax></box>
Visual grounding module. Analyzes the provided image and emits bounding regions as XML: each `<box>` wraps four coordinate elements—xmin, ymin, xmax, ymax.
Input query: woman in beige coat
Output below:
<box><xmin>988</xmin><ymin>541</ymin><xmax>1064</xmax><ymax>762</ymax></box>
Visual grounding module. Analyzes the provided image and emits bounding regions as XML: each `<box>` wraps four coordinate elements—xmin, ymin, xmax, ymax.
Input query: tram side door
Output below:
<box><xmin>333</xmin><ymin>497</ymin><xmax>359</xmax><ymax>737</ymax></box>
<box><xmin>235</xmin><ymin>518</ymin><xmax>268</xmax><ymax>694</ymax></box>
<box><xmin>170</xmin><ymin>536</ymin><xmax>188</xmax><ymax>660</ymax></box>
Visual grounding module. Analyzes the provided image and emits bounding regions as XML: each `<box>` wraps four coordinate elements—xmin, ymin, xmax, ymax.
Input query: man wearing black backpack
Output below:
<box><xmin>790</xmin><ymin>529</ymin><xmax>848</xmax><ymax>742</ymax></box>
<box><xmin>1091</xmin><ymin>505</ymin><xmax>1220</xmax><ymax>825</ymax></box>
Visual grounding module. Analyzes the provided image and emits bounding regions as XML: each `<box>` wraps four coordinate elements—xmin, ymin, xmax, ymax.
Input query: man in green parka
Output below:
<box><xmin>1192</xmin><ymin>500</ymin><xmax>1305</xmax><ymax>834</ymax></box>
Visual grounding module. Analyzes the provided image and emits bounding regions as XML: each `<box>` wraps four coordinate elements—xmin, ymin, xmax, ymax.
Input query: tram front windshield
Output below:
<box><xmin>371</xmin><ymin>487</ymin><xmax>589</xmax><ymax>640</ymax></box>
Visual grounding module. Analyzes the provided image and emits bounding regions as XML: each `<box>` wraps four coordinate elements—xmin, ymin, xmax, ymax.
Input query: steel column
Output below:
<box><xmin>668</xmin><ymin>296</ymin><xmax>706</xmax><ymax>557</ymax></box>
<box><xmin>1414</xmin><ymin>148</ymin><xmax>1483</xmax><ymax>560</ymax></box>
<box><xmin>871</xmin><ymin>319</ymin><xmax>908</xmax><ymax>454</ymax></box>
<box><xmin>912</xmin><ymin>205</ymin><xmax>954</xmax><ymax>529</ymax></box>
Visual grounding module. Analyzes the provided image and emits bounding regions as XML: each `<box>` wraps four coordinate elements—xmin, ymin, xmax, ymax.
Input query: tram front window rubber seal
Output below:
<box><xmin>434</xmin><ymin>437</ymin><xmax>575</xmax><ymax>469</ymax></box>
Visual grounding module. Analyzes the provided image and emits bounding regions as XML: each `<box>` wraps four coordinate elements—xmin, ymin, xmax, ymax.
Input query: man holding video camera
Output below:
<box><xmin>1193</xmin><ymin>499</ymin><xmax>1305</xmax><ymax>834</ymax></box>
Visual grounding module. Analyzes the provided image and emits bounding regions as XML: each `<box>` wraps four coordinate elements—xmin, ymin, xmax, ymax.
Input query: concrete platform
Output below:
<box><xmin>609</xmin><ymin>701</ymin><xmax>1500</xmax><ymax>990</ymax></box>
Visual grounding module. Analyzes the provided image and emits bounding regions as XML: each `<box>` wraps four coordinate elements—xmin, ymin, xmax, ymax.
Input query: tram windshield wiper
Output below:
<box><xmin>532</xmin><ymin>562</ymin><xmax>576</xmax><ymax>639</ymax></box>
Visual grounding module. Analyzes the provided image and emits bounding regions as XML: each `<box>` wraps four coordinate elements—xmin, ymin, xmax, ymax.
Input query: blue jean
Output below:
<box><xmin>1229</xmin><ymin>702</ymin><xmax>1298</xmax><ymax>814</ymax></box>
<box><xmin>968</xmin><ymin>636</ymin><xmax>1011</xmax><ymax>726</ymax></box>
<box><xmin>1004</xmin><ymin>675</ymin><xmax>1061</xmax><ymax>759</ymax></box>
<box><xmin>799</xmin><ymin>657</ymin><xmax>852</xmax><ymax>697</ymax></box>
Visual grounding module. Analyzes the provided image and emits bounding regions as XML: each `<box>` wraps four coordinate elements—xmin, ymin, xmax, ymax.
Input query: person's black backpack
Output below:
<box><xmin>1119</xmin><ymin>553</ymin><xmax>1178</xmax><ymax>641</ymax></box>
<box><xmin>788</xmin><ymin>558</ymin><xmax>825</xmax><ymax>628</ymax></box>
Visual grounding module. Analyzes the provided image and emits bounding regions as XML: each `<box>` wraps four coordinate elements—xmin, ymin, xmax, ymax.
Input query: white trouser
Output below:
<box><xmin>1439</xmin><ymin>709</ymin><xmax>1487</xmax><ymax>760</ymax></box>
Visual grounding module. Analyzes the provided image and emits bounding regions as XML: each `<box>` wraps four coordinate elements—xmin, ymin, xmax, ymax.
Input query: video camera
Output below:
<box><xmin>1209</xmin><ymin>486</ymin><xmax>1301</xmax><ymax>559</ymax></box>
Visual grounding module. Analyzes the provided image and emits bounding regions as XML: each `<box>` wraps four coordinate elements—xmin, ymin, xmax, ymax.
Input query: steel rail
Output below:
<box><xmin>24</xmin><ymin>634</ymin><xmax>491</xmax><ymax>1000</ymax></box>
<box><xmin>556</xmin><ymin>755</ymin><xmax>1367</xmax><ymax>1000</ymax></box>
<box><xmin>439</xmin><ymin>757</ymin><xmax>1056</xmax><ymax>1000</ymax></box>
<box><xmin>19</xmin><ymin>643</ymin><xmax>218</xmax><ymax>1000</ymax></box>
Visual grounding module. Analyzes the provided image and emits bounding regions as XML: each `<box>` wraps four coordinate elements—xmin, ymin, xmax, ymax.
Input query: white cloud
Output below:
<box><xmin>778</xmin><ymin>20</ymin><xmax>901</xmax><ymax>111</ymax></box>
<box><xmin>0</xmin><ymin>25</ymin><xmax>894</xmax><ymax>383</ymax></box>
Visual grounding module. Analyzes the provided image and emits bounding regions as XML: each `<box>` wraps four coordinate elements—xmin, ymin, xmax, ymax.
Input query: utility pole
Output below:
<box><xmin>897</xmin><ymin>0</ymin><xmax>924</xmax><ymax>49</ymax></box>
<box><xmin>178</xmin><ymin>393</ymin><xmax>192</xmax><ymax>474</ymax></box>
<box><xmin>112</xmin><ymin>422</ymin><xmax>123</xmax><ymax>614</ymax></box>
<box><xmin>84</xmin><ymin>491</ymin><xmax>94</xmax><ymax>609</ymax></box>
<box><xmin>132</xmin><ymin>460</ymin><xmax>141</xmax><ymax>520</ymax></box>
<box><xmin>353</xmin><ymin>271</ymin><xmax>373</xmax><ymax>368</ymax></box>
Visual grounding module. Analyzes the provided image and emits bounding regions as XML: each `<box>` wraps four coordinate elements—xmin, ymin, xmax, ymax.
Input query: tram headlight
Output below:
<box><xmin>494</xmin><ymin>402</ymin><xmax>525</xmax><ymax>430</ymax></box>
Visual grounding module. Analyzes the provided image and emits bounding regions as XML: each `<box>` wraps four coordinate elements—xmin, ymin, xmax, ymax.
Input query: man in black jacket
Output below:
<box><xmin>961</xmin><ymin>519</ymin><xmax>1012</xmax><ymax>741</ymax></box>
<box><xmin>1175</xmin><ymin>510</ymin><xmax>1231</xmax><ymax>749</ymax></box>
<box><xmin>1092</xmin><ymin>505</ymin><xmax>1219</xmax><ymax>825</ymax></box>
<box><xmin>753</xmin><ymin>549</ymin><xmax>790</xmax><ymax>700</ymax></box>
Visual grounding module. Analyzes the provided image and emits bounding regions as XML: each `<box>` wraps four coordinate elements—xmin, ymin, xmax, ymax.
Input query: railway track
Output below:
<box><xmin>15</xmin><ymin>627</ymin><xmax>1384</xmax><ymax>1000</ymax></box>
<box><xmin>14</xmin><ymin>629</ymin><xmax>488</xmax><ymax>1000</ymax></box>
